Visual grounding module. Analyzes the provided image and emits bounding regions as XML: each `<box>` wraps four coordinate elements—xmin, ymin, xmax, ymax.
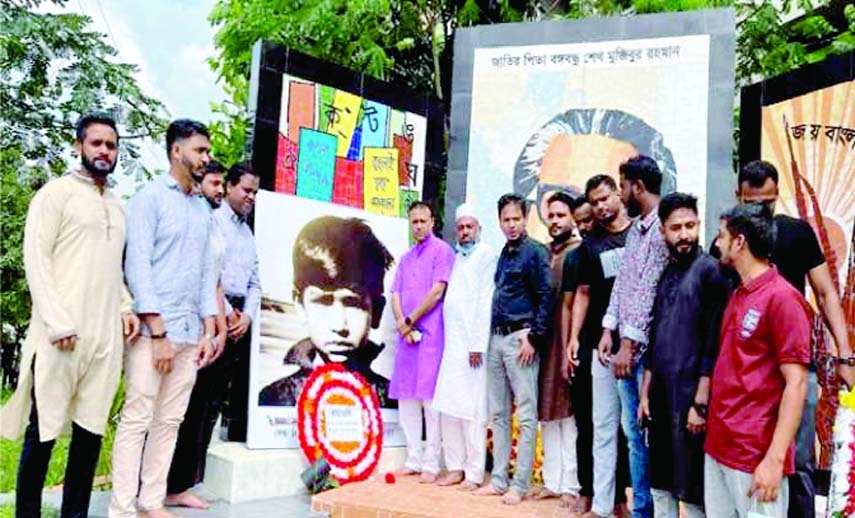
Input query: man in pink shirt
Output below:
<box><xmin>390</xmin><ymin>201</ymin><xmax>456</xmax><ymax>483</ymax></box>
<box><xmin>705</xmin><ymin>203</ymin><xmax>811</xmax><ymax>517</ymax></box>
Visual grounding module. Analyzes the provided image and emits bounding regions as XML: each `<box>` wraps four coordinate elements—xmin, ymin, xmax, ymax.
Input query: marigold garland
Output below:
<box><xmin>296</xmin><ymin>363</ymin><xmax>383</xmax><ymax>485</ymax></box>
<box><xmin>827</xmin><ymin>387</ymin><xmax>855</xmax><ymax>517</ymax></box>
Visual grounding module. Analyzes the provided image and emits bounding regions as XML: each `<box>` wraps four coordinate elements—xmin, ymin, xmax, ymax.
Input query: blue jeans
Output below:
<box><xmin>617</xmin><ymin>363</ymin><xmax>652</xmax><ymax>518</ymax></box>
<box><xmin>788</xmin><ymin>370</ymin><xmax>817</xmax><ymax>518</ymax></box>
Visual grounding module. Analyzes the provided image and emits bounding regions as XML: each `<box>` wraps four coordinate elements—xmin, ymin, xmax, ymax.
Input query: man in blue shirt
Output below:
<box><xmin>110</xmin><ymin>120</ymin><xmax>218</xmax><ymax>518</ymax></box>
<box><xmin>216</xmin><ymin>162</ymin><xmax>261</xmax><ymax>442</ymax></box>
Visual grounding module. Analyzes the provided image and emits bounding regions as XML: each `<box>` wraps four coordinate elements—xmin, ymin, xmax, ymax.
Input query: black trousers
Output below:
<box><xmin>16</xmin><ymin>363</ymin><xmax>103</xmax><ymax>518</ymax></box>
<box><xmin>221</xmin><ymin>295</ymin><xmax>251</xmax><ymax>442</ymax></box>
<box><xmin>570</xmin><ymin>347</ymin><xmax>629</xmax><ymax>504</ymax></box>
<box><xmin>166</xmin><ymin>346</ymin><xmax>231</xmax><ymax>494</ymax></box>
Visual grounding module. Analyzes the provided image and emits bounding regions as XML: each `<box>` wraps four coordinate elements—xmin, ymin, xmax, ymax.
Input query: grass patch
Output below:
<box><xmin>0</xmin><ymin>381</ymin><xmax>124</xmax><ymax>493</ymax></box>
<box><xmin>0</xmin><ymin>502</ymin><xmax>59</xmax><ymax>517</ymax></box>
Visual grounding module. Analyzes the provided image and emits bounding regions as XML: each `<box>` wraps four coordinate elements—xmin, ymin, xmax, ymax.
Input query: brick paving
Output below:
<box><xmin>312</xmin><ymin>476</ymin><xmax>578</xmax><ymax>518</ymax></box>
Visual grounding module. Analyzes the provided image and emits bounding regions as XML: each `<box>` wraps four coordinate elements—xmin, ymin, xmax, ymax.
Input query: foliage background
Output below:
<box><xmin>1</xmin><ymin>0</ymin><xmax>853</xmax><ymax>495</ymax></box>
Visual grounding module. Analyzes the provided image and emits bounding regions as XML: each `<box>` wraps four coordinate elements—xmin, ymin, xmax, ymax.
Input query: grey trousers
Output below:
<box><xmin>487</xmin><ymin>330</ymin><xmax>539</xmax><ymax>494</ymax></box>
<box><xmin>704</xmin><ymin>454</ymin><xmax>788</xmax><ymax>518</ymax></box>
<box><xmin>652</xmin><ymin>488</ymin><xmax>705</xmax><ymax>518</ymax></box>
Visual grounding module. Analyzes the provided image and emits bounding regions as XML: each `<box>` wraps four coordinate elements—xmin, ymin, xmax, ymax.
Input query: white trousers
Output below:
<box><xmin>399</xmin><ymin>399</ymin><xmax>441</xmax><ymax>474</ymax></box>
<box><xmin>440</xmin><ymin>413</ymin><xmax>486</xmax><ymax>484</ymax></box>
<box><xmin>541</xmin><ymin>417</ymin><xmax>582</xmax><ymax>495</ymax></box>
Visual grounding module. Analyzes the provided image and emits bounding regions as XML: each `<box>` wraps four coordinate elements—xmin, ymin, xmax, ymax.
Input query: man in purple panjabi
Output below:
<box><xmin>390</xmin><ymin>201</ymin><xmax>456</xmax><ymax>484</ymax></box>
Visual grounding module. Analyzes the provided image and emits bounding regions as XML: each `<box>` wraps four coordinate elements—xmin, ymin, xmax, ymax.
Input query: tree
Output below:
<box><xmin>208</xmin><ymin>0</ymin><xmax>855</xmax><ymax>129</ymax></box>
<box><xmin>0</xmin><ymin>0</ymin><xmax>169</xmax><ymax>389</ymax></box>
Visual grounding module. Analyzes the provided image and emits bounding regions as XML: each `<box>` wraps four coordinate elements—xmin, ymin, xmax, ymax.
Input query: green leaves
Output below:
<box><xmin>0</xmin><ymin>0</ymin><xmax>168</xmax><ymax>389</ymax></box>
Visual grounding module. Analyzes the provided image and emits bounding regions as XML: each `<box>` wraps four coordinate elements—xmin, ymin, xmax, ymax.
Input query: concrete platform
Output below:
<box><xmin>311</xmin><ymin>476</ymin><xmax>572</xmax><ymax>518</ymax></box>
<box><xmin>311</xmin><ymin>477</ymin><xmax>832</xmax><ymax>518</ymax></box>
<box><xmin>203</xmin><ymin>434</ymin><xmax>408</xmax><ymax>503</ymax></box>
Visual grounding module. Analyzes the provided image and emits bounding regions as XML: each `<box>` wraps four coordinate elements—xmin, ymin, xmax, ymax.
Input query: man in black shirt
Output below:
<box><xmin>568</xmin><ymin>175</ymin><xmax>633</xmax><ymax>518</ymax></box>
<box><xmin>639</xmin><ymin>193</ymin><xmax>729</xmax><ymax>517</ymax></box>
<box><xmin>560</xmin><ymin>196</ymin><xmax>597</xmax><ymax>512</ymax></box>
<box><xmin>725</xmin><ymin>160</ymin><xmax>853</xmax><ymax>518</ymax></box>
<box><xmin>474</xmin><ymin>193</ymin><xmax>552</xmax><ymax>506</ymax></box>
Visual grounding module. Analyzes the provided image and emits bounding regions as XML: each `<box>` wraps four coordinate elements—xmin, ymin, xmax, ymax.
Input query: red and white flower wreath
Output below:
<box><xmin>296</xmin><ymin>363</ymin><xmax>383</xmax><ymax>484</ymax></box>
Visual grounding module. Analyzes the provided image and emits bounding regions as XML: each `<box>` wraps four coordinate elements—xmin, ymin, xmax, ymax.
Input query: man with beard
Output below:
<box><xmin>432</xmin><ymin>203</ymin><xmax>497</xmax><ymax>489</ymax></box>
<box><xmin>597</xmin><ymin>155</ymin><xmax>669</xmax><ymax>518</ymax></box>
<box><xmin>705</xmin><ymin>203</ymin><xmax>810</xmax><ymax>517</ymax></box>
<box><xmin>638</xmin><ymin>193</ymin><xmax>729</xmax><ymax>517</ymax></box>
<box><xmin>215</xmin><ymin>162</ymin><xmax>262</xmax><ymax>443</ymax></box>
<box><xmin>568</xmin><ymin>175</ymin><xmax>633</xmax><ymax>518</ymax></box>
<box><xmin>0</xmin><ymin>113</ymin><xmax>140</xmax><ymax>518</ymax></box>
<box><xmin>165</xmin><ymin>161</ymin><xmax>231</xmax><ymax>510</ymax></box>
<box><xmin>258</xmin><ymin>215</ymin><xmax>395</xmax><ymax>408</ymax></box>
<box><xmin>532</xmin><ymin>191</ymin><xmax>583</xmax><ymax>510</ymax></box>
<box><xmin>111</xmin><ymin>120</ymin><xmax>217</xmax><ymax>518</ymax></box>
<box><xmin>562</xmin><ymin>195</ymin><xmax>598</xmax><ymax>512</ymax></box>
<box><xmin>733</xmin><ymin>160</ymin><xmax>853</xmax><ymax>517</ymax></box>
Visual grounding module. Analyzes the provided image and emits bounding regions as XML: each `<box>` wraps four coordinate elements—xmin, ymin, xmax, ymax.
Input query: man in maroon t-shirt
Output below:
<box><xmin>705</xmin><ymin>204</ymin><xmax>810</xmax><ymax>517</ymax></box>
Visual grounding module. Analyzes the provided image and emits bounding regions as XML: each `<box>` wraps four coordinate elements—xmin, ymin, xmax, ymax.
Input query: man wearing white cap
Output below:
<box><xmin>432</xmin><ymin>203</ymin><xmax>498</xmax><ymax>489</ymax></box>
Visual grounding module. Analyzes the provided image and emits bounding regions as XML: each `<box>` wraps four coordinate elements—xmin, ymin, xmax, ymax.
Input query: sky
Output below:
<box><xmin>49</xmin><ymin>0</ymin><xmax>228</xmax><ymax>196</ymax></box>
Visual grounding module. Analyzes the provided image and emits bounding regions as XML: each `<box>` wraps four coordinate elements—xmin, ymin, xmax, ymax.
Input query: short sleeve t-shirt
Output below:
<box><xmin>576</xmin><ymin>226</ymin><xmax>630</xmax><ymax>348</ymax></box>
<box><xmin>771</xmin><ymin>214</ymin><xmax>825</xmax><ymax>294</ymax></box>
<box><xmin>705</xmin><ymin>267</ymin><xmax>811</xmax><ymax>476</ymax></box>
<box><xmin>710</xmin><ymin>214</ymin><xmax>825</xmax><ymax>295</ymax></box>
<box><xmin>561</xmin><ymin>247</ymin><xmax>582</xmax><ymax>294</ymax></box>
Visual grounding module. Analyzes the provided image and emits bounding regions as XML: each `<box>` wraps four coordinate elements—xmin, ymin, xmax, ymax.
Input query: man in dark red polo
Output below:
<box><xmin>705</xmin><ymin>203</ymin><xmax>810</xmax><ymax>518</ymax></box>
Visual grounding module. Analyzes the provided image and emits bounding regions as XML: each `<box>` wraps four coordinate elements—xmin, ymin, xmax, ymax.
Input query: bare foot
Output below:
<box><xmin>140</xmin><ymin>509</ymin><xmax>179</xmax><ymax>518</ymax></box>
<box><xmin>457</xmin><ymin>480</ymin><xmax>480</xmax><ymax>491</ymax></box>
<box><xmin>579</xmin><ymin>512</ymin><xmax>608</xmax><ymax>518</ymax></box>
<box><xmin>613</xmin><ymin>503</ymin><xmax>631</xmax><ymax>518</ymax></box>
<box><xmin>395</xmin><ymin>467</ymin><xmax>420</xmax><ymax>476</ymax></box>
<box><xmin>436</xmin><ymin>470</ymin><xmax>464</xmax><ymax>486</ymax></box>
<box><xmin>501</xmin><ymin>487</ymin><xmax>523</xmax><ymax>505</ymax></box>
<box><xmin>165</xmin><ymin>490</ymin><xmax>210</xmax><ymax>509</ymax></box>
<box><xmin>532</xmin><ymin>487</ymin><xmax>559</xmax><ymax>500</ymax></box>
<box><xmin>473</xmin><ymin>483</ymin><xmax>504</xmax><ymax>497</ymax></box>
<box><xmin>419</xmin><ymin>472</ymin><xmax>438</xmax><ymax>484</ymax></box>
<box><xmin>560</xmin><ymin>493</ymin><xmax>586</xmax><ymax>513</ymax></box>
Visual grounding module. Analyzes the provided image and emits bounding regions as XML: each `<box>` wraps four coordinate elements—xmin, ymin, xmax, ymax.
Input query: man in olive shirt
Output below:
<box><xmin>474</xmin><ymin>193</ymin><xmax>553</xmax><ymax>505</ymax></box>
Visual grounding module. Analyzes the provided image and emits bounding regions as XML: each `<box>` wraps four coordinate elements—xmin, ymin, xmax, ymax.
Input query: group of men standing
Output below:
<box><xmin>389</xmin><ymin>154</ymin><xmax>853</xmax><ymax>518</ymax></box>
<box><xmin>1</xmin><ymin>113</ymin><xmax>261</xmax><ymax>518</ymax></box>
<box><xmin>3</xmin><ymin>111</ymin><xmax>854</xmax><ymax>518</ymax></box>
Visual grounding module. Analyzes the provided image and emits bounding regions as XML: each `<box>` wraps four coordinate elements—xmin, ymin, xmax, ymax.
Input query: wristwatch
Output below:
<box><xmin>150</xmin><ymin>331</ymin><xmax>167</xmax><ymax>340</ymax></box>
<box><xmin>404</xmin><ymin>316</ymin><xmax>413</xmax><ymax>326</ymax></box>
<box><xmin>692</xmin><ymin>402</ymin><xmax>708</xmax><ymax>419</ymax></box>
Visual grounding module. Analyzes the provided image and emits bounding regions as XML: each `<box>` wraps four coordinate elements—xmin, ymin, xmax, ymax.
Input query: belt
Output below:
<box><xmin>492</xmin><ymin>321</ymin><xmax>530</xmax><ymax>336</ymax></box>
<box><xmin>226</xmin><ymin>294</ymin><xmax>246</xmax><ymax>311</ymax></box>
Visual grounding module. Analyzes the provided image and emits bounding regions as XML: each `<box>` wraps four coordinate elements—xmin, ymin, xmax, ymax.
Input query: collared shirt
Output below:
<box><xmin>705</xmin><ymin>266</ymin><xmax>811</xmax><ymax>476</ymax></box>
<box><xmin>491</xmin><ymin>235</ymin><xmax>553</xmax><ymax>343</ymax></box>
<box><xmin>125</xmin><ymin>174</ymin><xmax>218</xmax><ymax>344</ymax></box>
<box><xmin>213</xmin><ymin>203</ymin><xmax>261</xmax><ymax>317</ymax></box>
<box><xmin>602</xmin><ymin>207</ymin><xmax>669</xmax><ymax>351</ymax></box>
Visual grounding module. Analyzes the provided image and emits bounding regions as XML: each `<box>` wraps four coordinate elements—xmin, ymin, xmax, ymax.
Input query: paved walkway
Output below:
<box><xmin>0</xmin><ymin>486</ymin><xmax>317</xmax><ymax>518</ymax></box>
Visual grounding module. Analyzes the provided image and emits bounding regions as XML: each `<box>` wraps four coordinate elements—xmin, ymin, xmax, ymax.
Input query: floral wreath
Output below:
<box><xmin>296</xmin><ymin>363</ymin><xmax>383</xmax><ymax>484</ymax></box>
<box><xmin>828</xmin><ymin>388</ymin><xmax>855</xmax><ymax>516</ymax></box>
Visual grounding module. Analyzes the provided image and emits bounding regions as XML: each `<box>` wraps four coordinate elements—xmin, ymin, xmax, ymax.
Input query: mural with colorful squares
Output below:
<box><xmin>275</xmin><ymin>73</ymin><xmax>427</xmax><ymax>218</ymax></box>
